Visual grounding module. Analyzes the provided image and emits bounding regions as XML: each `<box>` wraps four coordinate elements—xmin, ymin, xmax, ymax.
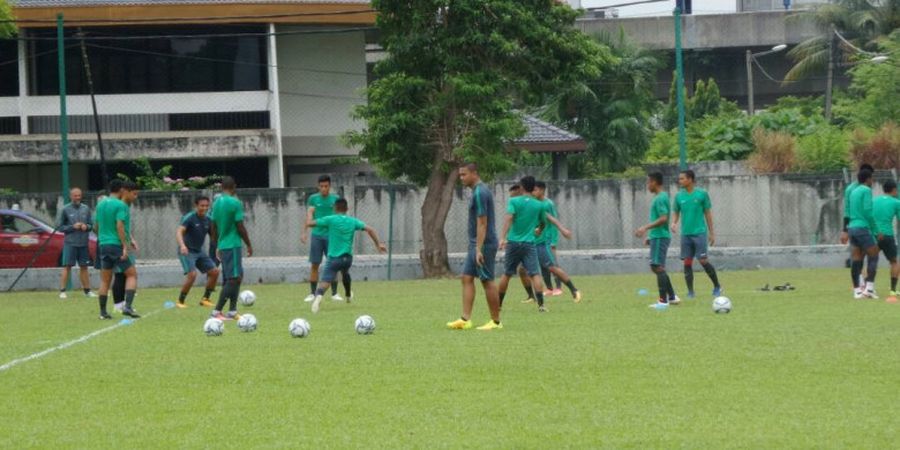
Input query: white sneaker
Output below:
<box><xmin>346</xmin><ymin>292</ymin><xmax>354</xmax><ymax>304</ymax></box>
<box><xmin>85</xmin><ymin>291</ymin><xmax>98</xmax><ymax>298</ymax></box>
<box><xmin>865</xmin><ymin>282</ymin><xmax>878</xmax><ymax>299</ymax></box>
<box><xmin>854</xmin><ymin>289</ymin><xmax>865</xmax><ymax>300</ymax></box>
<box><xmin>114</xmin><ymin>301</ymin><xmax>125</xmax><ymax>312</ymax></box>
<box><xmin>311</xmin><ymin>295</ymin><xmax>323</xmax><ymax>314</ymax></box>
<box><xmin>59</xmin><ymin>291</ymin><xmax>67</xmax><ymax>299</ymax></box>
<box><xmin>331</xmin><ymin>293</ymin><xmax>344</xmax><ymax>302</ymax></box>
<box><xmin>303</xmin><ymin>294</ymin><xmax>315</xmax><ymax>303</ymax></box>
<box><xmin>668</xmin><ymin>295</ymin><xmax>681</xmax><ymax>305</ymax></box>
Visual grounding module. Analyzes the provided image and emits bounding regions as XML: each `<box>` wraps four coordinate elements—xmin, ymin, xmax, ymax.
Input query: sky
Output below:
<box><xmin>579</xmin><ymin>0</ymin><xmax>741</xmax><ymax>17</ymax></box>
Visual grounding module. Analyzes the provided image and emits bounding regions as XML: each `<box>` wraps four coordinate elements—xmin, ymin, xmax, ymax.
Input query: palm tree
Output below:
<box><xmin>785</xmin><ymin>0</ymin><xmax>900</xmax><ymax>82</ymax></box>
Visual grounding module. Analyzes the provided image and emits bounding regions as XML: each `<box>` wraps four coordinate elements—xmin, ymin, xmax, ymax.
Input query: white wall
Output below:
<box><xmin>276</xmin><ymin>27</ymin><xmax>367</xmax><ymax>158</ymax></box>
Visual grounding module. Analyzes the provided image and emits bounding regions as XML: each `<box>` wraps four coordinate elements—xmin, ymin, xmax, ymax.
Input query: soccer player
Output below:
<box><xmin>306</xmin><ymin>198</ymin><xmax>386</xmax><ymax>314</ymax></box>
<box><xmin>841</xmin><ymin>163</ymin><xmax>875</xmax><ymax>288</ymax></box>
<box><xmin>671</xmin><ymin>169</ymin><xmax>722</xmax><ymax>298</ymax></box>
<box><xmin>635</xmin><ymin>172</ymin><xmax>680</xmax><ymax>307</ymax></box>
<box><xmin>175</xmin><ymin>196</ymin><xmax>220</xmax><ymax>308</ymax></box>
<box><xmin>95</xmin><ymin>180</ymin><xmax>140</xmax><ymax>319</ymax></box>
<box><xmin>533</xmin><ymin>181</ymin><xmax>581</xmax><ymax>303</ymax></box>
<box><xmin>301</xmin><ymin>175</ymin><xmax>346</xmax><ymax>303</ymax></box>
<box><xmin>447</xmin><ymin>163</ymin><xmax>502</xmax><ymax>331</ymax></box>
<box><xmin>509</xmin><ymin>184</ymin><xmax>538</xmax><ymax>304</ymax></box>
<box><xmin>498</xmin><ymin>176</ymin><xmax>551</xmax><ymax>312</ymax></box>
<box><xmin>847</xmin><ymin>169</ymin><xmax>880</xmax><ymax>298</ymax></box>
<box><xmin>210</xmin><ymin>176</ymin><xmax>253</xmax><ymax>320</ymax></box>
<box><xmin>873</xmin><ymin>180</ymin><xmax>900</xmax><ymax>298</ymax></box>
<box><xmin>57</xmin><ymin>187</ymin><xmax>97</xmax><ymax>299</ymax></box>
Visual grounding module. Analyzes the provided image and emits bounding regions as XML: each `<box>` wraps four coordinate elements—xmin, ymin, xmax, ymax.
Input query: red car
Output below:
<box><xmin>0</xmin><ymin>209</ymin><xmax>98</xmax><ymax>269</ymax></box>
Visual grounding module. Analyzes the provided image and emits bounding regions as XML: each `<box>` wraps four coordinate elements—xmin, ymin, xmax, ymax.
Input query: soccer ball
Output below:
<box><xmin>203</xmin><ymin>318</ymin><xmax>224</xmax><ymax>336</ymax></box>
<box><xmin>289</xmin><ymin>318</ymin><xmax>311</xmax><ymax>338</ymax></box>
<box><xmin>239</xmin><ymin>290</ymin><xmax>256</xmax><ymax>306</ymax></box>
<box><xmin>237</xmin><ymin>313</ymin><xmax>257</xmax><ymax>332</ymax></box>
<box><xmin>712</xmin><ymin>296</ymin><xmax>732</xmax><ymax>314</ymax></box>
<box><xmin>354</xmin><ymin>315</ymin><xmax>376</xmax><ymax>335</ymax></box>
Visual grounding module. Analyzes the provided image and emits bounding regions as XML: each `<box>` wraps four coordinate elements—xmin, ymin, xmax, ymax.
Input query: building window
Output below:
<box><xmin>29</xmin><ymin>25</ymin><xmax>268</xmax><ymax>96</ymax></box>
<box><xmin>0</xmin><ymin>40</ymin><xmax>18</xmax><ymax>97</ymax></box>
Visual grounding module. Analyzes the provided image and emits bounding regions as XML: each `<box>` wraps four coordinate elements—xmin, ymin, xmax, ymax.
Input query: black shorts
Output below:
<box><xmin>219</xmin><ymin>248</ymin><xmax>243</xmax><ymax>280</ymax></box>
<box><xmin>99</xmin><ymin>244</ymin><xmax>134</xmax><ymax>272</ymax></box>
<box><xmin>879</xmin><ymin>236</ymin><xmax>898</xmax><ymax>261</ymax></box>
<box><xmin>322</xmin><ymin>254</ymin><xmax>352</xmax><ymax>282</ymax></box>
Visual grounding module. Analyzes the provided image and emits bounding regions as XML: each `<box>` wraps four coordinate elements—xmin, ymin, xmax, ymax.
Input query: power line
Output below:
<box><xmin>0</xmin><ymin>9</ymin><xmax>376</xmax><ymax>24</ymax></box>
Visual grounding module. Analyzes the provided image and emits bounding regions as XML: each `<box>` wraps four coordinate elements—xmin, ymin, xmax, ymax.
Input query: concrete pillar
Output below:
<box><xmin>17</xmin><ymin>31</ymin><xmax>28</xmax><ymax>135</ymax></box>
<box><xmin>267</xmin><ymin>23</ymin><xmax>285</xmax><ymax>188</ymax></box>
<box><xmin>551</xmin><ymin>153</ymin><xmax>569</xmax><ymax>180</ymax></box>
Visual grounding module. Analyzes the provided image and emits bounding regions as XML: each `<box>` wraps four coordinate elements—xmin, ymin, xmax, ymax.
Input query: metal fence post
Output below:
<box><xmin>387</xmin><ymin>184</ymin><xmax>395</xmax><ymax>281</ymax></box>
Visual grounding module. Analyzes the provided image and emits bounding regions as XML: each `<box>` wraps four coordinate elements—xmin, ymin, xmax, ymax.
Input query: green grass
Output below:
<box><xmin>2</xmin><ymin>269</ymin><xmax>899</xmax><ymax>448</ymax></box>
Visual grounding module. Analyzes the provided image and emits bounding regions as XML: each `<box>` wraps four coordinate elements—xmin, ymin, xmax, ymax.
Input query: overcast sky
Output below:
<box><xmin>580</xmin><ymin>0</ymin><xmax>741</xmax><ymax>17</ymax></box>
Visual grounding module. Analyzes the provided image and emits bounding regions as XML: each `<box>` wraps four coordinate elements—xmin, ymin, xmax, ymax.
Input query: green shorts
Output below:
<box><xmin>649</xmin><ymin>238</ymin><xmax>670</xmax><ymax>267</ymax></box>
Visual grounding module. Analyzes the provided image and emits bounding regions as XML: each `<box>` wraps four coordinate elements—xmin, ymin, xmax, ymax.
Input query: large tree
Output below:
<box><xmin>542</xmin><ymin>30</ymin><xmax>660</xmax><ymax>175</ymax></box>
<box><xmin>348</xmin><ymin>0</ymin><xmax>607</xmax><ymax>277</ymax></box>
<box><xmin>1</xmin><ymin>0</ymin><xmax>15</xmax><ymax>37</ymax></box>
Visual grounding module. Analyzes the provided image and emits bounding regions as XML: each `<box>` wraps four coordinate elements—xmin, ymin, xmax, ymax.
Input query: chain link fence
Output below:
<box><xmin>6</xmin><ymin>171</ymin><xmax>898</xmax><ymax>267</ymax></box>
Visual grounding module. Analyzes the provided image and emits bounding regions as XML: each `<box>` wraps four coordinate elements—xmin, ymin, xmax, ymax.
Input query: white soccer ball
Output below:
<box><xmin>713</xmin><ymin>296</ymin><xmax>732</xmax><ymax>314</ymax></box>
<box><xmin>289</xmin><ymin>318</ymin><xmax>311</xmax><ymax>338</ymax></box>
<box><xmin>239</xmin><ymin>290</ymin><xmax>256</xmax><ymax>306</ymax></box>
<box><xmin>237</xmin><ymin>313</ymin><xmax>258</xmax><ymax>332</ymax></box>
<box><xmin>204</xmin><ymin>318</ymin><xmax>224</xmax><ymax>336</ymax></box>
<box><xmin>354</xmin><ymin>315</ymin><xmax>376</xmax><ymax>335</ymax></box>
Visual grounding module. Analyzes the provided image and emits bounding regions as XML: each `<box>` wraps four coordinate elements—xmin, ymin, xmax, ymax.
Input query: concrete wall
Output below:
<box><xmin>577</xmin><ymin>11</ymin><xmax>822</xmax><ymax>50</ymax></box>
<box><xmin>0</xmin><ymin>130</ymin><xmax>277</xmax><ymax>164</ymax></box>
<box><xmin>276</xmin><ymin>27</ymin><xmax>367</xmax><ymax>159</ymax></box>
<box><xmin>0</xmin><ymin>245</ymin><xmax>849</xmax><ymax>291</ymax></box>
<box><xmin>0</xmin><ymin>172</ymin><xmax>855</xmax><ymax>261</ymax></box>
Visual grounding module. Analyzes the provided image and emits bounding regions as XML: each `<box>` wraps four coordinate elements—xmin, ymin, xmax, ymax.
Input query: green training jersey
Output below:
<box><xmin>848</xmin><ymin>184</ymin><xmax>876</xmax><ymax>232</ymax></box>
<box><xmin>535</xmin><ymin>198</ymin><xmax>558</xmax><ymax>245</ymax></box>
<box><xmin>505</xmin><ymin>195</ymin><xmax>546</xmax><ymax>243</ymax></box>
<box><xmin>96</xmin><ymin>197</ymin><xmax>130</xmax><ymax>246</ymax></box>
<box><xmin>308</xmin><ymin>193</ymin><xmax>339</xmax><ymax>237</ymax></box>
<box><xmin>873</xmin><ymin>194</ymin><xmax>900</xmax><ymax>236</ymax></box>
<box><xmin>648</xmin><ymin>191</ymin><xmax>671</xmax><ymax>239</ymax></box>
<box><xmin>315</xmin><ymin>214</ymin><xmax>366</xmax><ymax>257</ymax></box>
<box><xmin>673</xmin><ymin>188</ymin><xmax>711</xmax><ymax>236</ymax></box>
<box><xmin>211</xmin><ymin>194</ymin><xmax>245</xmax><ymax>250</ymax></box>
<box><xmin>843</xmin><ymin>181</ymin><xmax>860</xmax><ymax>220</ymax></box>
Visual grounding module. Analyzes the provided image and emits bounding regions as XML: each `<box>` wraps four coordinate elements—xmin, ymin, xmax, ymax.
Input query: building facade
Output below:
<box><xmin>1</xmin><ymin>0</ymin><xmax>375</xmax><ymax>192</ymax></box>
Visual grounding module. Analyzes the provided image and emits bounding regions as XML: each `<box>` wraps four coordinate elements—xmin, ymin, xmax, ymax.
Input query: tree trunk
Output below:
<box><xmin>419</xmin><ymin>158</ymin><xmax>456</xmax><ymax>278</ymax></box>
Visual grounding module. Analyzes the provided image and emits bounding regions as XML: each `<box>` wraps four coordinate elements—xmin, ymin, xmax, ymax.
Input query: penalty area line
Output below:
<box><xmin>0</xmin><ymin>308</ymin><xmax>165</xmax><ymax>373</ymax></box>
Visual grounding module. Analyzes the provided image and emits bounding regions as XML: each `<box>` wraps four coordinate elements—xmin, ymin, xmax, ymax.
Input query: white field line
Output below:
<box><xmin>0</xmin><ymin>308</ymin><xmax>165</xmax><ymax>373</ymax></box>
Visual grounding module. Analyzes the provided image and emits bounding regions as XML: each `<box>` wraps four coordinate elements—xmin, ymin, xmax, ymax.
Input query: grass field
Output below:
<box><xmin>2</xmin><ymin>268</ymin><xmax>899</xmax><ymax>448</ymax></box>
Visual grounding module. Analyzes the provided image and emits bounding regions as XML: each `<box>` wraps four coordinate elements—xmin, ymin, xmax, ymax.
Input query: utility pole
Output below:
<box><xmin>674</xmin><ymin>6</ymin><xmax>687</xmax><ymax>169</ymax></box>
<box><xmin>746</xmin><ymin>49</ymin><xmax>755</xmax><ymax>115</ymax></box>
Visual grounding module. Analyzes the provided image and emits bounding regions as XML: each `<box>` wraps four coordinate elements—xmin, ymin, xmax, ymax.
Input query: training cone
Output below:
<box><xmin>164</xmin><ymin>301</ymin><xmax>176</xmax><ymax>309</ymax></box>
<box><xmin>886</xmin><ymin>296</ymin><xmax>898</xmax><ymax>304</ymax></box>
<box><xmin>637</xmin><ymin>288</ymin><xmax>649</xmax><ymax>296</ymax></box>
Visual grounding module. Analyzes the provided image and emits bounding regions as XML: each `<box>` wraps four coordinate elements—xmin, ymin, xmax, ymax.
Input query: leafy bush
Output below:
<box><xmin>748</xmin><ymin>128</ymin><xmax>797</xmax><ymax>173</ymax></box>
<box><xmin>695</xmin><ymin>116</ymin><xmax>754</xmax><ymax>161</ymax></box>
<box><xmin>766</xmin><ymin>95</ymin><xmax>823</xmax><ymax>117</ymax></box>
<box><xmin>796</xmin><ymin>125</ymin><xmax>850</xmax><ymax>172</ymax></box>
<box><xmin>117</xmin><ymin>158</ymin><xmax>222</xmax><ymax>191</ymax></box>
<box><xmin>0</xmin><ymin>188</ymin><xmax>17</xmax><ymax>196</ymax></box>
<box><xmin>752</xmin><ymin>108</ymin><xmax>822</xmax><ymax>136</ymax></box>
<box><xmin>850</xmin><ymin>122</ymin><xmax>900</xmax><ymax>170</ymax></box>
<box><xmin>644</xmin><ymin>129</ymin><xmax>680</xmax><ymax>163</ymax></box>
